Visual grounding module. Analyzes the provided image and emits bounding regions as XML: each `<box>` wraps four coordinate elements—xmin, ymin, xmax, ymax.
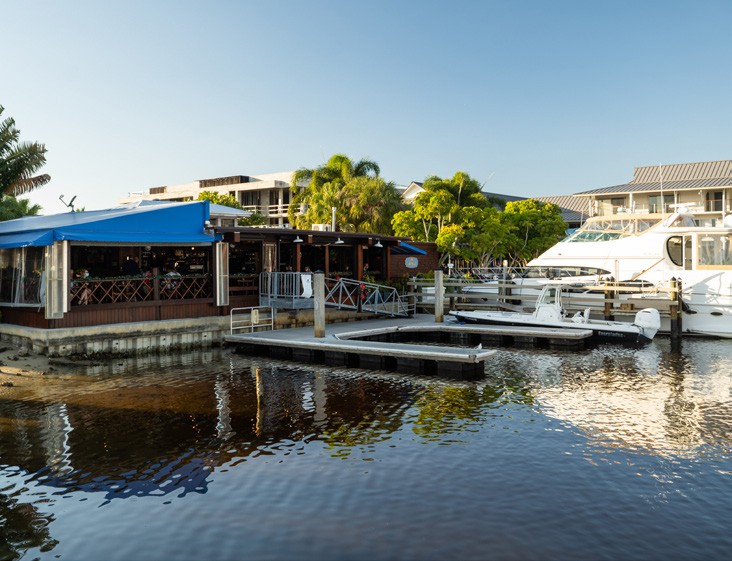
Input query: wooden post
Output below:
<box><xmin>670</xmin><ymin>277</ymin><xmax>682</xmax><ymax>344</ymax></box>
<box><xmin>434</xmin><ymin>269</ymin><xmax>444</xmax><ymax>323</ymax></box>
<box><xmin>314</xmin><ymin>273</ymin><xmax>325</xmax><ymax>338</ymax></box>
<box><xmin>603</xmin><ymin>282</ymin><xmax>614</xmax><ymax>321</ymax></box>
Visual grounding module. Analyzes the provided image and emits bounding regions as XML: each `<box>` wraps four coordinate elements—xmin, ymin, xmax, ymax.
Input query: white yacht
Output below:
<box><xmin>527</xmin><ymin>205</ymin><xmax>732</xmax><ymax>338</ymax></box>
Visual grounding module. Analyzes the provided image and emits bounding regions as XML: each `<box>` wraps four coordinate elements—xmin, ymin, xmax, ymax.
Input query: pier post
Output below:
<box><xmin>603</xmin><ymin>283</ymin><xmax>615</xmax><ymax>321</ymax></box>
<box><xmin>314</xmin><ymin>273</ymin><xmax>325</xmax><ymax>338</ymax></box>
<box><xmin>670</xmin><ymin>277</ymin><xmax>682</xmax><ymax>345</ymax></box>
<box><xmin>434</xmin><ymin>269</ymin><xmax>444</xmax><ymax>323</ymax></box>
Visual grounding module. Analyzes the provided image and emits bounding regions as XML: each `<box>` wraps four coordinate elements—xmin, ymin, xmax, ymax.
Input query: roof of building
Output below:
<box><xmin>575</xmin><ymin>160</ymin><xmax>732</xmax><ymax>196</ymax></box>
<box><xmin>123</xmin><ymin>199</ymin><xmax>251</xmax><ymax>218</ymax></box>
<box><xmin>0</xmin><ymin>201</ymin><xmax>216</xmax><ymax>249</ymax></box>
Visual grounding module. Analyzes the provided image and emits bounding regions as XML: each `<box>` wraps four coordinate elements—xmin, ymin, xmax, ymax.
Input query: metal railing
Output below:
<box><xmin>324</xmin><ymin>277</ymin><xmax>412</xmax><ymax>317</ymax></box>
<box><xmin>258</xmin><ymin>272</ymin><xmax>413</xmax><ymax>317</ymax></box>
<box><xmin>230</xmin><ymin>306</ymin><xmax>274</xmax><ymax>333</ymax></box>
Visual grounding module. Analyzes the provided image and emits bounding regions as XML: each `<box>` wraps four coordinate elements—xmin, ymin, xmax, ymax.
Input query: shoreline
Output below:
<box><xmin>0</xmin><ymin>345</ymin><xmax>54</xmax><ymax>387</ymax></box>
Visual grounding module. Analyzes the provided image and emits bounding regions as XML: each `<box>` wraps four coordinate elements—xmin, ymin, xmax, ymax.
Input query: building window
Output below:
<box><xmin>706</xmin><ymin>191</ymin><xmax>723</xmax><ymax>212</ymax></box>
<box><xmin>649</xmin><ymin>194</ymin><xmax>674</xmax><ymax>214</ymax></box>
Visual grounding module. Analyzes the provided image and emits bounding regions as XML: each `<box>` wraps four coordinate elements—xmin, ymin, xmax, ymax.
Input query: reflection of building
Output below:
<box><xmin>119</xmin><ymin>172</ymin><xmax>296</xmax><ymax>227</ymax></box>
<box><xmin>528</xmin><ymin>347</ymin><xmax>732</xmax><ymax>458</ymax></box>
<box><xmin>0</xmin><ymin>357</ymin><xmax>411</xmax><ymax>501</ymax></box>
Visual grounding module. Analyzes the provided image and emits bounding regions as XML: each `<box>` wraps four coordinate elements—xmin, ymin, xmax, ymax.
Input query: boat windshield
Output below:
<box><xmin>565</xmin><ymin>217</ymin><xmax>660</xmax><ymax>242</ymax></box>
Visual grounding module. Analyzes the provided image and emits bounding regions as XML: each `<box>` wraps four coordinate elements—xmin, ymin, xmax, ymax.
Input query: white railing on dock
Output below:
<box><xmin>258</xmin><ymin>272</ymin><xmax>413</xmax><ymax>317</ymax></box>
<box><xmin>230</xmin><ymin>306</ymin><xmax>274</xmax><ymax>333</ymax></box>
<box><xmin>324</xmin><ymin>277</ymin><xmax>413</xmax><ymax>317</ymax></box>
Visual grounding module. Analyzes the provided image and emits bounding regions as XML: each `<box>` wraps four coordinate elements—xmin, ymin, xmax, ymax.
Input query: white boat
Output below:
<box><xmin>526</xmin><ymin>205</ymin><xmax>732</xmax><ymax>338</ymax></box>
<box><xmin>450</xmin><ymin>284</ymin><xmax>661</xmax><ymax>344</ymax></box>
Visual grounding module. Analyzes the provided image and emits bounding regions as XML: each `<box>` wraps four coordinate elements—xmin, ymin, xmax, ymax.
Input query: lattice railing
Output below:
<box><xmin>69</xmin><ymin>275</ymin><xmax>213</xmax><ymax>306</ymax></box>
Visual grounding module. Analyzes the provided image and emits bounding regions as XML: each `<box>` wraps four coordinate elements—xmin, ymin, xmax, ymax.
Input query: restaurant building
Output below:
<box><xmin>0</xmin><ymin>201</ymin><xmax>437</xmax><ymax>334</ymax></box>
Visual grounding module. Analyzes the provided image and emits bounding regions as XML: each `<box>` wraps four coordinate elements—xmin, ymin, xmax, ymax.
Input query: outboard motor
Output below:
<box><xmin>634</xmin><ymin>308</ymin><xmax>661</xmax><ymax>341</ymax></box>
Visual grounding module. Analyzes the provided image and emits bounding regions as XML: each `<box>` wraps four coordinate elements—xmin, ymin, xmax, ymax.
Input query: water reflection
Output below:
<box><xmin>0</xmin><ymin>339</ymin><xmax>730</xmax><ymax>560</ymax></box>
<box><xmin>501</xmin><ymin>340</ymin><xmax>732</xmax><ymax>458</ymax></box>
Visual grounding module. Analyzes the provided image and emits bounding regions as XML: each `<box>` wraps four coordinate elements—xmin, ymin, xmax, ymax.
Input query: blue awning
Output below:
<box><xmin>0</xmin><ymin>230</ymin><xmax>54</xmax><ymax>249</ymax></box>
<box><xmin>392</xmin><ymin>241</ymin><xmax>427</xmax><ymax>255</ymax></box>
<box><xmin>0</xmin><ymin>201</ymin><xmax>217</xmax><ymax>248</ymax></box>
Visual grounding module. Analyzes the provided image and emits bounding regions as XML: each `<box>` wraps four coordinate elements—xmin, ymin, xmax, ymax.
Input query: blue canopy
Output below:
<box><xmin>0</xmin><ymin>201</ymin><xmax>216</xmax><ymax>248</ymax></box>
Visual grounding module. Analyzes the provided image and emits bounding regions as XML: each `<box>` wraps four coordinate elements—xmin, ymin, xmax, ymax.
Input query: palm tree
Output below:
<box><xmin>288</xmin><ymin>153</ymin><xmax>380</xmax><ymax>230</ymax></box>
<box><xmin>0</xmin><ymin>105</ymin><xmax>50</xmax><ymax>196</ymax></box>
<box><xmin>0</xmin><ymin>196</ymin><xmax>42</xmax><ymax>221</ymax></box>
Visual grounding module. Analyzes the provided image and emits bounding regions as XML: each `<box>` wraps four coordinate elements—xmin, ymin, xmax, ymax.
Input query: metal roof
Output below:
<box><xmin>575</xmin><ymin>160</ymin><xmax>732</xmax><ymax>196</ymax></box>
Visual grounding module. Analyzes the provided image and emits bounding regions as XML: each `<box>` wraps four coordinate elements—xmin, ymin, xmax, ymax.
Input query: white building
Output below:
<box><xmin>119</xmin><ymin>172</ymin><xmax>295</xmax><ymax>227</ymax></box>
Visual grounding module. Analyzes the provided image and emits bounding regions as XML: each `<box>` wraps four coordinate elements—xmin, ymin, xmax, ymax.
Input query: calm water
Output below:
<box><xmin>0</xmin><ymin>337</ymin><xmax>730</xmax><ymax>561</ymax></box>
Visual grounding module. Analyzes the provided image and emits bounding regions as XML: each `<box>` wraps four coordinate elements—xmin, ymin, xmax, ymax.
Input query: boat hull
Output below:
<box><xmin>449</xmin><ymin>311</ymin><xmax>653</xmax><ymax>345</ymax></box>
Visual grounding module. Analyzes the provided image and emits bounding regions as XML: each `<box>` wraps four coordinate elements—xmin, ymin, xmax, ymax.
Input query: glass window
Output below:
<box><xmin>667</xmin><ymin>236</ymin><xmax>683</xmax><ymax>267</ymax></box>
<box><xmin>649</xmin><ymin>194</ymin><xmax>674</xmax><ymax>214</ymax></box>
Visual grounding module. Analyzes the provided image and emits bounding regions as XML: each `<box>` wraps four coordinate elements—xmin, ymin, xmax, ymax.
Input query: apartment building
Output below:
<box><xmin>574</xmin><ymin>160</ymin><xmax>731</xmax><ymax>226</ymax></box>
<box><xmin>119</xmin><ymin>171</ymin><xmax>295</xmax><ymax>227</ymax></box>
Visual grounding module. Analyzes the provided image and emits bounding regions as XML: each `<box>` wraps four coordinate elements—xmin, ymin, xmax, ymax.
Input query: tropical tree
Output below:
<box><xmin>197</xmin><ymin>190</ymin><xmax>242</xmax><ymax>209</ymax></box>
<box><xmin>501</xmin><ymin>199</ymin><xmax>566</xmax><ymax>265</ymax></box>
<box><xmin>0</xmin><ymin>196</ymin><xmax>41</xmax><ymax>221</ymax></box>
<box><xmin>288</xmin><ymin>153</ymin><xmax>386</xmax><ymax>231</ymax></box>
<box><xmin>340</xmin><ymin>176</ymin><xmax>404</xmax><ymax>234</ymax></box>
<box><xmin>392</xmin><ymin>171</ymin><xmax>486</xmax><ymax>243</ymax></box>
<box><xmin>0</xmin><ymin>105</ymin><xmax>50</xmax><ymax>196</ymax></box>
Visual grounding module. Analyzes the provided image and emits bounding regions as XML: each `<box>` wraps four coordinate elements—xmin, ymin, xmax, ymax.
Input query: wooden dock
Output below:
<box><xmin>224</xmin><ymin>314</ymin><xmax>593</xmax><ymax>379</ymax></box>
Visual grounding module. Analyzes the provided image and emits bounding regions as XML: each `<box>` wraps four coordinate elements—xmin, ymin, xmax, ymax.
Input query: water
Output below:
<box><xmin>1</xmin><ymin>338</ymin><xmax>730</xmax><ymax>561</ymax></box>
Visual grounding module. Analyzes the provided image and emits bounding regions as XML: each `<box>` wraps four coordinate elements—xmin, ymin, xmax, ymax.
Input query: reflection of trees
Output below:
<box><xmin>0</xmin><ymin>493</ymin><xmax>58</xmax><ymax>560</ymax></box>
<box><xmin>319</xmin><ymin>376</ymin><xmax>411</xmax><ymax>457</ymax></box>
<box><xmin>412</xmin><ymin>381</ymin><xmax>535</xmax><ymax>440</ymax></box>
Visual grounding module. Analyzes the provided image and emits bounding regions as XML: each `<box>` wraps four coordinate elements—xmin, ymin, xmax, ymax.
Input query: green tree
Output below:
<box><xmin>288</xmin><ymin>153</ymin><xmax>382</xmax><ymax>230</ymax></box>
<box><xmin>238</xmin><ymin>212</ymin><xmax>266</xmax><ymax>226</ymax></box>
<box><xmin>0</xmin><ymin>105</ymin><xmax>50</xmax><ymax>196</ymax></box>
<box><xmin>197</xmin><ymin>190</ymin><xmax>243</xmax><ymax>209</ymax></box>
<box><xmin>501</xmin><ymin>199</ymin><xmax>566</xmax><ymax>265</ymax></box>
<box><xmin>340</xmin><ymin>176</ymin><xmax>404</xmax><ymax>234</ymax></box>
<box><xmin>392</xmin><ymin>171</ymin><xmax>486</xmax><ymax>245</ymax></box>
<box><xmin>0</xmin><ymin>196</ymin><xmax>42</xmax><ymax>221</ymax></box>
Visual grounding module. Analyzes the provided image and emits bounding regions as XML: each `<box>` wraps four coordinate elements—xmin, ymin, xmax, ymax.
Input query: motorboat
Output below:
<box><xmin>450</xmin><ymin>284</ymin><xmax>661</xmax><ymax>344</ymax></box>
<box><xmin>525</xmin><ymin>205</ymin><xmax>732</xmax><ymax>338</ymax></box>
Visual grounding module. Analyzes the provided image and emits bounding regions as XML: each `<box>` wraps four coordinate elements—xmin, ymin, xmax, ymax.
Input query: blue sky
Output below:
<box><xmin>4</xmin><ymin>0</ymin><xmax>732</xmax><ymax>214</ymax></box>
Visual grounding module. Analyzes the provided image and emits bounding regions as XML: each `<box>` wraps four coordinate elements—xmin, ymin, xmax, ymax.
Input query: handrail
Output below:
<box><xmin>230</xmin><ymin>306</ymin><xmax>273</xmax><ymax>333</ymax></box>
<box><xmin>324</xmin><ymin>277</ymin><xmax>412</xmax><ymax>317</ymax></box>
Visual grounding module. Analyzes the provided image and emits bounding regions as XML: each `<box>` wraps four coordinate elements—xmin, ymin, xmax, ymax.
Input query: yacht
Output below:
<box><xmin>527</xmin><ymin>205</ymin><xmax>732</xmax><ymax>338</ymax></box>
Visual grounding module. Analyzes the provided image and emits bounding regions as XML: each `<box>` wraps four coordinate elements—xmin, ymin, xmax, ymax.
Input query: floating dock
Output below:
<box><xmin>224</xmin><ymin>314</ymin><xmax>593</xmax><ymax>379</ymax></box>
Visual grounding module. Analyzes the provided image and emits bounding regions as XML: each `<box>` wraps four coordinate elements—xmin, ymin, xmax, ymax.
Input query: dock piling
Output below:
<box><xmin>314</xmin><ymin>273</ymin><xmax>325</xmax><ymax>338</ymax></box>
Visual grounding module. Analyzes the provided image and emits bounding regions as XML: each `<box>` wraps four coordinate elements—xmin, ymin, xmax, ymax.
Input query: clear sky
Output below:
<box><xmin>4</xmin><ymin>0</ymin><xmax>732</xmax><ymax>214</ymax></box>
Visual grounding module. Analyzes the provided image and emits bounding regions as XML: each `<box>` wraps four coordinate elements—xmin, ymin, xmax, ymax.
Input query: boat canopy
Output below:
<box><xmin>0</xmin><ymin>201</ymin><xmax>218</xmax><ymax>248</ymax></box>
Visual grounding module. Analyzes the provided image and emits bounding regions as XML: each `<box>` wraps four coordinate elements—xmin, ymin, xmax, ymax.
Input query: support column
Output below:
<box><xmin>434</xmin><ymin>269</ymin><xmax>444</xmax><ymax>323</ymax></box>
<box><xmin>314</xmin><ymin>273</ymin><xmax>325</xmax><ymax>338</ymax></box>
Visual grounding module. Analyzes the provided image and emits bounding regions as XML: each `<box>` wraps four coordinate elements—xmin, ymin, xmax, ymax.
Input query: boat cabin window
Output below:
<box><xmin>697</xmin><ymin>233</ymin><xmax>732</xmax><ymax>268</ymax></box>
<box><xmin>667</xmin><ymin>236</ymin><xmax>683</xmax><ymax>267</ymax></box>
<box><xmin>667</xmin><ymin>214</ymin><xmax>697</xmax><ymax>228</ymax></box>
<box><xmin>566</xmin><ymin>218</ymin><xmax>660</xmax><ymax>242</ymax></box>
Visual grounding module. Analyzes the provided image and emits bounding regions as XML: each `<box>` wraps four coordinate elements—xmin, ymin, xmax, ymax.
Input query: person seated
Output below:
<box><xmin>164</xmin><ymin>268</ymin><xmax>181</xmax><ymax>291</ymax></box>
